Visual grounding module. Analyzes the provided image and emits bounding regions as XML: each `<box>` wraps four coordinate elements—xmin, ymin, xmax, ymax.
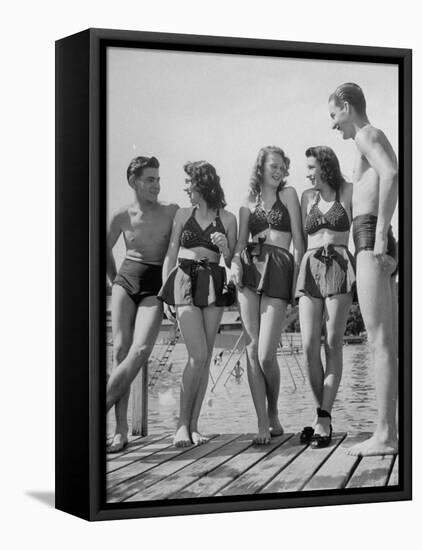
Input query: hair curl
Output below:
<box><xmin>329</xmin><ymin>82</ymin><xmax>367</xmax><ymax>117</ymax></box>
<box><xmin>305</xmin><ymin>146</ymin><xmax>346</xmax><ymax>192</ymax></box>
<box><xmin>249</xmin><ymin>146</ymin><xmax>290</xmax><ymax>199</ymax></box>
<box><xmin>184</xmin><ymin>161</ymin><xmax>226</xmax><ymax>209</ymax></box>
<box><xmin>126</xmin><ymin>156</ymin><xmax>159</xmax><ymax>185</ymax></box>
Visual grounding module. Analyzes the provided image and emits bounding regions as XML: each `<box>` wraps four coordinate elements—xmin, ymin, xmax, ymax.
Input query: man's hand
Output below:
<box><xmin>374</xmin><ymin>234</ymin><xmax>396</xmax><ymax>273</ymax></box>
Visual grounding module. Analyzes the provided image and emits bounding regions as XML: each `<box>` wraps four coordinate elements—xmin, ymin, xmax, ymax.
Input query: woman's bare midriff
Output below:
<box><xmin>178</xmin><ymin>246</ymin><xmax>221</xmax><ymax>263</ymax></box>
<box><xmin>251</xmin><ymin>229</ymin><xmax>292</xmax><ymax>250</ymax></box>
<box><xmin>307</xmin><ymin>229</ymin><xmax>350</xmax><ymax>249</ymax></box>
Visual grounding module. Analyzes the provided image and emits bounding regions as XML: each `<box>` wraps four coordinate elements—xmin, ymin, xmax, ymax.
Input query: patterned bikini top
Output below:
<box><xmin>180</xmin><ymin>207</ymin><xmax>226</xmax><ymax>254</ymax></box>
<box><xmin>249</xmin><ymin>195</ymin><xmax>291</xmax><ymax>238</ymax></box>
<box><xmin>304</xmin><ymin>191</ymin><xmax>350</xmax><ymax>235</ymax></box>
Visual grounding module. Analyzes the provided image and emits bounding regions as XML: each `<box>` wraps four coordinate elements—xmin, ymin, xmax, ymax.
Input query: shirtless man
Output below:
<box><xmin>106</xmin><ymin>156</ymin><xmax>178</xmax><ymax>452</ymax></box>
<box><xmin>329</xmin><ymin>83</ymin><xmax>398</xmax><ymax>456</ymax></box>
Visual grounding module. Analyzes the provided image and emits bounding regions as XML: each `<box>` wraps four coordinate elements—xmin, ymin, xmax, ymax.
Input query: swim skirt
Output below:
<box><xmin>240</xmin><ymin>240</ymin><xmax>294</xmax><ymax>301</ymax></box>
<box><xmin>295</xmin><ymin>244</ymin><xmax>356</xmax><ymax>300</ymax></box>
<box><xmin>113</xmin><ymin>258</ymin><xmax>163</xmax><ymax>305</ymax></box>
<box><xmin>353</xmin><ymin>214</ymin><xmax>398</xmax><ymax>276</ymax></box>
<box><xmin>158</xmin><ymin>258</ymin><xmax>227</xmax><ymax>308</ymax></box>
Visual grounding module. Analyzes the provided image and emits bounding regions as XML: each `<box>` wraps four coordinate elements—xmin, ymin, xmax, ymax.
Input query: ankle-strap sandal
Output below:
<box><xmin>310</xmin><ymin>408</ymin><xmax>332</xmax><ymax>449</ymax></box>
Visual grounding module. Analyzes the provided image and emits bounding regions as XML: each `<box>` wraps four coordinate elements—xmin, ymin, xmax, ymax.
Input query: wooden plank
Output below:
<box><xmin>388</xmin><ymin>456</ymin><xmax>399</xmax><ymax>486</ymax></box>
<box><xmin>106</xmin><ymin>433</ymin><xmax>169</xmax><ymax>462</ymax></box>
<box><xmin>303</xmin><ymin>433</ymin><xmax>370</xmax><ymax>491</ymax></box>
<box><xmin>261</xmin><ymin>432</ymin><xmax>347</xmax><ymax>494</ymax></box>
<box><xmin>346</xmin><ymin>454</ymin><xmax>395</xmax><ymax>488</ymax></box>
<box><xmin>107</xmin><ymin>434</ymin><xmax>218</xmax><ymax>492</ymax></box>
<box><xmin>107</xmin><ymin>435</ymin><xmax>173</xmax><ymax>474</ymax></box>
<box><xmin>173</xmin><ymin>433</ymin><xmax>293</xmax><ymax>499</ymax></box>
<box><xmin>129</xmin><ymin>434</ymin><xmax>255</xmax><ymax>501</ymax></box>
<box><xmin>218</xmin><ymin>433</ymin><xmax>307</xmax><ymax>496</ymax></box>
<box><xmin>108</xmin><ymin>434</ymin><xmax>236</xmax><ymax>503</ymax></box>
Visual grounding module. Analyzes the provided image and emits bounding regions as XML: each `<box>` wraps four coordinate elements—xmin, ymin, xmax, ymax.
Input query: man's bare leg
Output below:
<box><xmin>259</xmin><ymin>295</ymin><xmax>288</xmax><ymax>437</ymax></box>
<box><xmin>107</xmin><ymin>285</ymin><xmax>136</xmax><ymax>452</ymax></box>
<box><xmin>189</xmin><ymin>304</ymin><xmax>224</xmax><ymax>445</ymax></box>
<box><xmin>347</xmin><ymin>251</ymin><xmax>398</xmax><ymax>456</ymax></box>
<box><xmin>106</xmin><ymin>296</ymin><xmax>163</xmax><ymax>412</ymax></box>
<box><xmin>173</xmin><ymin>305</ymin><xmax>208</xmax><ymax>447</ymax></box>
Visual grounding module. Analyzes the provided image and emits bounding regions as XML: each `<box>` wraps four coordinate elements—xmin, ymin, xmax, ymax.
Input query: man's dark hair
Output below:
<box><xmin>329</xmin><ymin>82</ymin><xmax>367</xmax><ymax>117</ymax></box>
<box><xmin>126</xmin><ymin>156</ymin><xmax>159</xmax><ymax>184</ymax></box>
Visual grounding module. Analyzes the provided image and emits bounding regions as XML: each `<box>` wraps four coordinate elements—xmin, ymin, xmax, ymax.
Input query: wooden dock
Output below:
<box><xmin>106</xmin><ymin>431</ymin><xmax>398</xmax><ymax>502</ymax></box>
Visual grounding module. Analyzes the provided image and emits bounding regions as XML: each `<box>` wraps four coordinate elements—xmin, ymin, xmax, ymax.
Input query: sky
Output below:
<box><xmin>107</xmin><ymin>47</ymin><xmax>398</xmax><ymax>265</ymax></box>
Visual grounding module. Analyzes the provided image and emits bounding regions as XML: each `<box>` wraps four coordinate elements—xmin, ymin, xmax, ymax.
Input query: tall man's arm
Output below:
<box><xmin>356</xmin><ymin>128</ymin><xmax>398</xmax><ymax>256</ymax></box>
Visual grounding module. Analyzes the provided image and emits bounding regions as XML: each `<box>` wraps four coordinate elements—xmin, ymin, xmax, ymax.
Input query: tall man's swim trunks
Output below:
<box><xmin>353</xmin><ymin>214</ymin><xmax>398</xmax><ymax>276</ymax></box>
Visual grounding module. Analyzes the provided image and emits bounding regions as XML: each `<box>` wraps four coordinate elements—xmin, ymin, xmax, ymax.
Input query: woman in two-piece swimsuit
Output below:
<box><xmin>297</xmin><ymin>146</ymin><xmax>355</xmax><ymax>448</ymax></box>
<box><xmin>231</xmin><ymin>146</ymin><xmax>304</xmax><ymax>444</ymax></box>
<box><xmin>159</xmin><ymin>161</ymin><xmax>237</xmax><ymax>447</ymax></box>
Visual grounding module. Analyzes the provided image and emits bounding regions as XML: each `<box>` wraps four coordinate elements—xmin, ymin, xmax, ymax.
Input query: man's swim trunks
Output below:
<box><xmin>113</xmin><ymin>258</ymin><xmax>162</xmax><ymax>305</ymax></box>
<box><xmin>353</xmin><ymin>214</ymin><xmax>398</xmax><ymax>276</ymax></box>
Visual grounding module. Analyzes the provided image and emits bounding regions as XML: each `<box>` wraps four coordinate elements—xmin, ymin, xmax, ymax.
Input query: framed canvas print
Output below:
<box><xmin>55</xmin><ymin>28</ymin><xmax>412</xmax><ymax>521</ymax></box>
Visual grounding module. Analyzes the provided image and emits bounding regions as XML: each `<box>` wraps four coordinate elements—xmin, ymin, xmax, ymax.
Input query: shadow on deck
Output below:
<box><xmin>106</xmin><ymin>432</ymin><xmax>398</xmax><ymax>503</ymax></box>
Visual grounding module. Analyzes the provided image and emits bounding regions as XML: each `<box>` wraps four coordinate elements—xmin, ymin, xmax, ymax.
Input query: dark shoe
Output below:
<box><xmin>311</xmin><ymin>408</ymin><xmax>332</xmax><ymax>449</ymax></box>
<box><xmin>300</xmin><ymin>426</ymin><xmax>314</xmax><ymax>444</ymax></box>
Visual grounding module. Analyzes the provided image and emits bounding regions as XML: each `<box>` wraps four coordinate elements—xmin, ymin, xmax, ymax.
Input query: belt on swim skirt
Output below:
<box><xmin>178</xmin><ymin>258</ymin><xmax>220</xmax><ymax>306</ymax></box>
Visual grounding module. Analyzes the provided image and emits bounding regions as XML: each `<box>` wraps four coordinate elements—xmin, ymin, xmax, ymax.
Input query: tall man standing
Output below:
<box><xmin>107</xmin><ymin>156</ymin><xmax>178</xmax><ymax>452</ymax></box>
<box><xmin>329</xmin><ymin>83</ymin><xmax>398</xmax><ymax>456</ymax></box>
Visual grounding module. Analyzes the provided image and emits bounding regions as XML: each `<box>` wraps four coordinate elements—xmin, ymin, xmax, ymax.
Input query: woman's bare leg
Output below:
<box><xmin>238</xmin><ymin>287</ymin><xmax>270</xmax><ymax>444</ymax></box>
<box><xmin>258</xmin><ymin>295</ymin><xmax>288</xmax><ymax>436</ymax></box>
<box><xmin>174</xmin><ymin>305</ymin><xmax>208</xmax><ymax>447</ymax></box>
<box><xmin>299</xmin><ymin>295</ymin><xmax>324</xmax><ymax>424</ymax></box>
<box><xmin>190</xmin><ymin>304</ymin><xmax>224</xmax><ymax>445</ymax></box>
<box><xmin>316</xmin><ymin>293</ymin><xmax>353</xmax><ymax>437</ymax></box>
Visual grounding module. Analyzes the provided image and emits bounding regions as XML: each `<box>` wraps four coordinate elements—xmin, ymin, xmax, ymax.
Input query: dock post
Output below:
<box><xmin>131</xmin><ymin>363</ymin><xmax>148</xmax><ymax>436</ymax></box>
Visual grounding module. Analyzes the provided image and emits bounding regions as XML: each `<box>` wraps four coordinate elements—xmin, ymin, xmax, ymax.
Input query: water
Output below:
<box><xmin>107</xmin><ymin>330</ymin><xmax>375</xmax><ymax>438</ymax></box>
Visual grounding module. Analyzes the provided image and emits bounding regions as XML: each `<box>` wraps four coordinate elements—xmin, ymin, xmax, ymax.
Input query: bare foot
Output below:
<box><xmin>269</xmin><ymin>416</ymin><xmax>284</xmax><ymax>437</ymax></box>
<box><xmin>253</xmin><ymin>421</ymin><xmax>271</xmax><ymax>445</ymax></box>
<box><xmin>107</xmin><ymin>432</ymin><xmax>128</xmax><ymax>453</ymax></box>
<box><xmin>191</xmin><ymin>431</ymin><xmax>209</xmax><ymax>446</ymax></box>
<box><xmin>173</xmin><ymin>425</ymin><xmax>192</xmax><ymax>448</ymax></box>
<box><xmin>346</xmin><ymin>434</ymin><xmax>398</xmax><ymax>456</ymax></box>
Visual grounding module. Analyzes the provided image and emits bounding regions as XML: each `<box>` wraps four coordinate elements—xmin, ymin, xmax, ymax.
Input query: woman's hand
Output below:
<box><xmin>230</xmin><ymin>258</ymin><xmax>243</xmax><ymax>289</ymax></box>
<box><xmin>164</xmin><ymin>303</ymin><xmax>177</xmax><ymax>324</ymax></box>
<box><xmin>210</xmin><ymin>231</ymin><xmax>229</xmax><ymax>255</ymax></box>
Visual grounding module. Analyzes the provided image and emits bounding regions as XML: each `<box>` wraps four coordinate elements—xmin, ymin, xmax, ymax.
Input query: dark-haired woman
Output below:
<box><xmin>231</xmin><ymin>146</ymin><xmax>304</xmax><ymax>444</ymax></box>
<box><xmin>159</xmin><ymin>161</ymin><xmax>237</xmax><ymax>447</ymax></box>
<box><xmin>297</xmin><ymin>146</ymin><xmax>354</xmax><ymax>448</ymax></box>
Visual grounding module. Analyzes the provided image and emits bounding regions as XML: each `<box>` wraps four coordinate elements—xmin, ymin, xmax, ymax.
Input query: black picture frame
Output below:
<box><xmin>55</xmin><ymin>27</ymin><xmax>412</xmax><ymax>521</ymax></box>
